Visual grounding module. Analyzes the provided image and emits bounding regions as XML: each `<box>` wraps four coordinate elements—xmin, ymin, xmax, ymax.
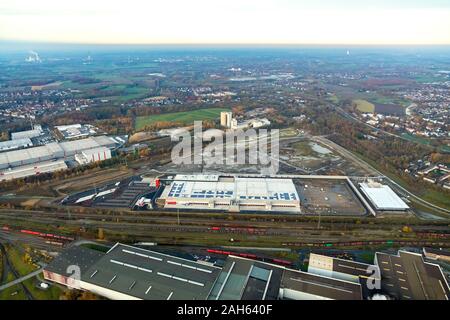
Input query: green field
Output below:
<box><xmin>0</xmin><ymin>245</ymin><xmax>64</xmax><ymax>300</ymax></box>
<box><xmin>352</xmin><ymin>99</ymin><xmax>375</xmax><ymax>113</ymax></box>
<box><xmin>0</xmin><ymin>273</ymin><xmax>27</xmax><ymax>300</ymax></box>
<box><xmin>327</xmin><ymin>94</ymin><xmax>340</xmax><ymax>104</ymax></box>
<box><xmin>23</xmin><ymin>278</ymin><xmax>63</xmax><ymax>300</ymax></box>
<box><xmin>80</xmin><ymin>243</ymin><xmax>111</xmax><ymax>253</ymax></box>
<box><xmin>401</xmin><ymin>133</ymin><xmax>450</xmax><ymax>153</ymax></box>
<box><xmin>135</xmin><ymin>107</ymin><xmax>230</xmax><ymax>130</ymax></box>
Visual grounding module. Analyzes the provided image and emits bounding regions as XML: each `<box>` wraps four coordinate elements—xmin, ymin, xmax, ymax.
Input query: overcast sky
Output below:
<box><xmin>1</xmin><ymin>0</ymin><xmax>450</xmax><ymax>44</ymax></box>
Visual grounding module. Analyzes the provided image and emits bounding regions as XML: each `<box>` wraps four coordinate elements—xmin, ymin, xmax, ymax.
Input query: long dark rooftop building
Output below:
<box><xmin>375</xmin><ymin>250</ymin><xmax>450</xmax><ymax>300</ymax></box>
<box><xmin>43</xmin><ymin>243</ymin><xmax>450</xmax><ymax>300</ymax></box>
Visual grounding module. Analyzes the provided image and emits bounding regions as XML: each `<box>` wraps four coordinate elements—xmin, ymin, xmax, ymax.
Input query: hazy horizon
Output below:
<box><xmin>1</xmin><ymin>0</ymin><xmax>450</xmax><ymax>45</ymax></box>
<box><xmin>2</xmin><ymin>40</ymin><xmax>450</xmax><ymax>52</ymax></box>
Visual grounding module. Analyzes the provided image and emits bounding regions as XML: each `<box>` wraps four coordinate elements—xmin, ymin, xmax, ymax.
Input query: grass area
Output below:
<box><xmin>409</xmin><ymin>198</ymin><xmax>449</xmax><ymax>216</ymax></box>
<box><xmin>114</xmin><ymin>86</ymin><xmax>149</xmax><ymax>102</ymax></box>
<box><xmin>280</xmin><ymin>128</ymin><xmax>300</xmax><ymax>138</ymax></box>
<box><xmin>328</xmin><ymin>94</ymin><xmax>340</xmax><ymax>104</ymax></box>
<box><xmin>401</xmin><ymin>133</ymin><xmax>450</xmax><ymax>153</ymax></box>
<box><xmin>292</xmin><ymin>140</ymin><xmax>334</xmax><ymax>158</ymax></box>
<box><xmin>0</xmin><ymin>272</ymin><xmax>64</xmax><ymax>300</ymax></box>
<box><xmin>422</xmin><ymin>189</ymin><xmax>450</xmax><ymax>210</ymax></box>
<box><xmin>135</xmin><ymin>107</ymin><xmax>230</xmax><ymax>130</ymax></box>
<box><xmin>271</xmin><ymin>251</ymin><xmax>300</xmax><ymax>262</ymax></box>
<box><xmin>1</xmin><ymin>245</ymin><xmax>65</xmax><ymax>300</ymax></box>
<box><xmin>31</xmin><ymin>81</ymin><xmax>63</xmax><ymax>91</ymax></box>
<box><xmin>414</xmin><ymin>74</ymin><xmax>447</xmax><ymax>83</ymax></box>
<box><xmin>292</xmin><ymin>141</ymin><xmax>314</xmax><ymax>156</ymax></box>
<box><xmin>356</xmin><ymin>251</ymin><xmax>375</xmax><ymax>264</ymax></box>
<box><xmin>352</xmin><ymin>99</ymin><xmax>375</xmax><ymax>113</ymax></box>
<box><xmin>0</xmin><ymin>273</ymin><xmax>26</xmax><ymax>300</ymax></box>
<box><xmin>80</xmin><ymin>243</ymin><xmax>111</xmax><ymax>253</ymax></box>
<box><xmin>22</xmin><ymin>278</ymin><xmax>63</xmax><ymax>300</ymax></box>
<box><xmin>6</xmin><ymin>246</ymin><xmax>38</xmax><ymax>277</ymax></box>
<box><xmin>62</xmin><ymin>78</ymin><xmax>149</xmax><ymax>103</ymax></box>
<box><xmin>401</xmin><ymin>133</ymin><xmax>434</xmax><ymax>146</ymax></box>
<box><xmin>0</xmin><ymin>251</ymin><xmax>3</xmax><ymax>282</ymax></box>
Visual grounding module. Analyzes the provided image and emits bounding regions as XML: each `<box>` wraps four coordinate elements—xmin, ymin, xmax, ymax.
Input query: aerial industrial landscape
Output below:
<box><xmin>0</xmin><ymin>1</ymin><xmax>449</xmax><ymax>311</ymax></box>
<box><xmin>0</xmin><ymin>46</ymin><xmax>449</xmax><ymax>303</ymax></box>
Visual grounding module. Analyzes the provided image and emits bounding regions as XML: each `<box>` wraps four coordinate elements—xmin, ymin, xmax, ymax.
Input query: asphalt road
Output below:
<box><xmin>0</xmin><ymin>268</ymin><xmax>43</xmax><ymax>292</ymax></box>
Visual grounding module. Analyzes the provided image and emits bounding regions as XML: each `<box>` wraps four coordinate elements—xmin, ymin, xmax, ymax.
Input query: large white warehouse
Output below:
<box><xmin>0</xmin><ymin>136</ymin><xmax>117</xmax><ymax>170</ymax></box>
<box><xmin>0</xmin><ymin>138</ymin><xmax>33</xmax><ymax>152</ymax></box>
<box><xmin>359</xmin><ymin>182</ymin><xmax>409</xmax><ymax>211</ymax></box>
<box><xmin>11</xmin><ymin>125</ymin><xmax>43</xmax><ymax>140</ymax></box>
<box><xmin>0</xmin><ymin>160</ymin><xmax>68</xmax><ymax>182</ymax></box>
<box><xmin>75</xmin><ymin>147</ymin><xmax>112</xmax><ymax>165</ymax></box>
<box><xmin>159</xmin><ymin>174</ymin><xmax>301</xmax><ymax>213</ymax></box>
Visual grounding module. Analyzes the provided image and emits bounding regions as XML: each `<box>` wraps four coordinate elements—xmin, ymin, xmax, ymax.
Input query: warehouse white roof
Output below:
<box><xmin>0</xmin><ymin>153</ymin><xmax>8</xmax><ymax>165</ymax></box>
<box><xmin>359</xmin><ymin>182</ymin><xmax>409</xmax><ymax>210</ymax></box>
<box><xmin>59</xmin><ymin>136</ymin><xmax>116</xmax><ymax>154</ymax></box>
<box><xmin>0</xmin><ymin>138</ymin><xmax>33</xmax><ymax>151</ymax></box>
<box><xmin>82</xmin><ymin>146</ymin><xmax>110</xmax><ymax>156</ymax></box>
<box><xmin>163</xmin><ymin>176</ymin><xmax>299</xmax><ymax>202</ymax></box>
<box><xmin>174</xmin><ymin>174</ymin><xmax>219</xmax><ymax>181</ymax></box>
<box><xmin>0</xmin><ymin>160</ymin><xmax>68</xmax><ymax>181</ymax></box>
<box><xmin>11</xmin><ymin>128</ymin><xmax>42</xmax><ymax>140</ymax></box>
<box><xmin>91</xmin><ymin>135</ymin><xmax>117</xmax><ymax>147</ymax></box>
<box><xmin>56</xmin><ymin>124</ymin><xmax>82</xmax><ymax>131</ymax></box>
<box><xmin>60</xmin><ymin>138</ymin><xmax>100</xmax><ymax>153</ymax></box>
<box><xmin>0</xmin><ymin>136</ymin><xmax>116</xmax><ymax>168</ymax></box>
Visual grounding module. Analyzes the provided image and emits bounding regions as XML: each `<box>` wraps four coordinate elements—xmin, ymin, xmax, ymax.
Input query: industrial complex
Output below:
<box><xmin>63</xmin><ymin>173</ymin><xmax>411</xmax><ymax>217</ymax></box>
<box><xmin>156</xmin><ymin>174</ymin><xmax>408</xmax><ymax>216</ymax></box>
<box><xmin>0</xmin><ymin>123</ymin><xmax>126</xmax><ymax>182</ymax></box>
<box><xmin>220</xmin><ymin>111</ymin><xmax>271</xmax><ymax>130</ymax></box>
<box><xmin>43</xmin><ymin>243</ymin><xmax>450</xmax><ymax>300</ymax></box>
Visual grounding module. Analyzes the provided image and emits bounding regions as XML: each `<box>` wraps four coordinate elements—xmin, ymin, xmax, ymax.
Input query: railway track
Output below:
<box><xmin>1</xmin><ymin>211</ymin><xmax>449</xmax><ymax>251</ymax></box>
<box><xmin>1</xmin><ymin>209</ymin><xmax>449</xmax><ymax>238</ymax></box>
<box><xmin>0</xmin><ymin>243</ymin><xmax>34</xmax><ymax>300</ymax></box>
<box><xmin>1</xmin><ymin>207</ymin><xmax>448</xmax><ymax>230</ymax></box>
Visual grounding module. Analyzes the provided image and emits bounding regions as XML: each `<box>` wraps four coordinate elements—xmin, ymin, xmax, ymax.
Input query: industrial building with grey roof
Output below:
<box><xmin>45</xmin><ymin>243</ymin><xmax>222</xmax><ymax>300</ymax></box>
<box><xmin>0</xmin><ymin>138</ymin><xmax>33</xmax><ymax>152</ymax></box>
<box><xmin>45</xmin><ymin>243</ymin><xmax>450</xmax><ymax>300</ymax></box>
<box><xmin>44</xmin><ymin>243</ymin><xmax>367</xmax><ymax>300</ymax></box>
<box><xmin>0</xmin><ymin>136</ymin><xmax>118</xmax><ymax>170</ymax></box>
<box><xmin>375</xmin><ymin>250</ymin><xmax>450</xmax><ymax>300</ymax></box>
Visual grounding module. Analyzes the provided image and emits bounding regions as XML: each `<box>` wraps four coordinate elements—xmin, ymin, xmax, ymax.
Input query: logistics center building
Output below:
<box><xmin>0</xmin><ymin>136</ymin><xmax>117</xmax><ymax>170</ymax></box>
<box><xmin>44</xmin><ymin>243</ymin><xmax>450</xmax><ymax>300</ymax></box>
<box><xmin>359</xmin><ymin>182</ymin><xmax>409</xmax><ymax>211</ymax></box>
<box><xmin>159</xmin><ymin>174</ymin><xmax>301</xmax><ymax>213</ymax></box>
